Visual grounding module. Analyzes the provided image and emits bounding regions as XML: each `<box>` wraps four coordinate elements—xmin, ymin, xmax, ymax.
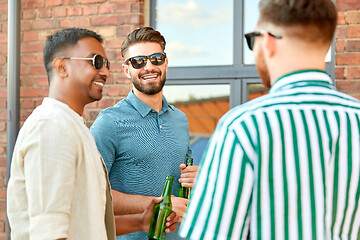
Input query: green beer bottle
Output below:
<box><xmin>178</xmin><ymin>157</ymin><xmax>193</xmax><ymax>199</ymax></box>
<box><xmin>148</xmin><ymin>175</ymin><xmax>174</xmax><ymax>240</ymax></box>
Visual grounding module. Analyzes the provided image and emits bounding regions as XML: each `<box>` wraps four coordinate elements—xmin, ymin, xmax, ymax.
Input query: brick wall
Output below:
<box><xmin>0</xmin><ymin>0</ymin><xmax>359</xmax><ymax>239</ymax></box>
<box><xmin>336</xmin><ymin>0</ymin><xmax>360</xmax><ymax>99</ymax></box>
<box><xmin>0</xmin><ymin>0</ymin><xmax>145</xmax><ymax>238</ymax></box>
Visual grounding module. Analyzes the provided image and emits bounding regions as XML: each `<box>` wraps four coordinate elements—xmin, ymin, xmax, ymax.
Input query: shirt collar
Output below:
<box><xmin>43</xmin><ymin>97</ymin><xmax>86</xmax><ymax>123</ymax></box>
<box><xmin>126</xmin><ymin>91</ymin><xmax>174</xmax><ymax>118</ymax></box>
<box><xmin>270</xmin><ymin>69</ymin><xmax>335</xmax><ymax>94</ymax></box>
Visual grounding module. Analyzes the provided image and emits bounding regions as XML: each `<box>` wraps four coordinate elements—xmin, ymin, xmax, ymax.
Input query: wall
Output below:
<box><xmin>0</xmin><ymin>0</ymin><xmax>359</xmax><ymax>239</ymax></box>
<box><xmin>0</xmin><ymin>0</ymin><xmax>145</xmax><ymax>239</ymax></box>
<box><xmin>336</xmin><ymin>0</ymin><xmax>360</xmax><ymax>98</ymax></box>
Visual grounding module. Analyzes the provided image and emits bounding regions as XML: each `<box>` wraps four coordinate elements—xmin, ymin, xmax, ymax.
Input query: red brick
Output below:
<box><xmin>0</xmin><ymin>78</ymin><xmax>5</xmax><ymax>86</ymax></box>
<box><xmin>123</xmin><ymin>14</ymin><xmax>142</xmax><ymax>24</ymax></box>
<box><xmin>336</xmin><ymin>80</ymin><xmax>360</xmax><ymax>93</ymax></box>
<box><xmin>32</xmin><ymin>20</ymin><xmax>58</xmax><ymax>30</ymax></box>
<box><xmin>116</xmin><ymin>26</ymin><xmax>131</xmax><ymax>37</ymax></box>
<box><xmin>0</xmin><ymin>188</ymin><xmax>6</xmax><ymax>199</ymax></box>
<box><xmin>336</xmin><ymin>26</ymin><xmax>347</xmax><ymax>39</ymax></box>
<box><xmin>347</xmin><ymin>40</ymin><xmax>360</xmax><ymax>52</ymax></box>
<box><xmin>39</xmin><ymin>8</ymin><xmax>52</xmax><ymax>18</ymax></box>
<box><xmin>98</xmin><ymin>98</ymin><xmax>115</xmax><ymax>108</ymax></box>
<box><xmin>31</xmin><ymin>65</ymin><xmax>46</xmax><ymax>75</ymax></box>
<box><xmin>91</xmin><ymin>16</ymin><xmax>123</xmax><ymax>26</ymax></box>
<box><xmin>336</xmin><ymin>1</ymin><xmax>360</xmax><ymax>11</ymax></box>
<box><xmin>348</xmin><ymin>68</ymin><xmax>360</xmax><ymax>79</ymax></box>
<box><xmin>336</xmin><ymin>53</ymin><xmax>360</xmax><ymax>65</ymax></box>
<box><xmin>23</xmin><ymin>9</ymin><xmax>37</xmax><ymax>20</ymax></box>
<box><xmin>97</xmin><ymin>27</ymin><xmax>115</xmax><ymax>38</ymax></box>
<box><xmin>21</xmin><ymin>99</ymin><xmax>35</xmax><ymax>110</ymax></box>
<box><xmin>105</xmin><ymin>39</ymin><xmax>123</xmax><ymax>49</ymax></box>
<box><xmin>20</xmin><ymin>110</ymin><xmax>33</xmax><ymax>121</ymax></box>
<box><xmin>338</xmin><ymin>12</ymin><xmax>346</xmax><ymax>25</ymax></box>
<box><xmin>79</xmin><ymin>0</ymin><xmax>106</xmax><ymax>3</ymax></box>
<box><xmin>60</xmin><ymin>18</ymin><xmax>91</xmax><ymax>28</ymax></box>
<box><xmin>89</xmin><ymin>110</ymin><xmax>100</xmax><ymax>120</ymax></box>
<box><xmin>336</xmin><ymin>40</ymin><xmax>345</xmax><ymax>53</ymax></box>
<box><xmin>335</xmin><ymin>67</ymin><xmax>345</xmax><ymax>79</ymax></box>
<box><xmin>45</xmin><ymin>0</ymin><xmax>63</xmax><ymax>7</ymax></box>
<box><xmin>0</xmin><ymin>122</ymin><xmax>4</xmax><ymax>132</ymax></box>
<box><xmin>83</xmin><ymin>5</ymin><xmax>98</xmax><ymax>15</ymax></box>
<box><xmin>36</xmin><ymin>77</ymin><xmax>49</xmax><ymax>87</ymax></box>
<box><xmin>0</xmin><ymin>89</ymin><xmax>6</xmax><ymax>99</ymax></box>
<box><xmin>20</xmin><ymin>65</ymin><xmax>30</xmax><ymax>75</ymax></box>
<box><xmin>107</xmin><ymin>84</ymin><xmax>131</xmax><ymax>97</ymax></box>
<box><xmin>53</xmin><ymin>7</ymin><xmax>67</xmax><ymax>17</ymax></box>
<box><xmin>116</xmin><ymin>3</ymin><xmax>132</xmax><ymax>13</ymax></box>
<box><xmin>99</xmin><ymin>4</ymin><xmax>116</xmax><ymax>14</ymax></box>
<box><xmin>0</xmin><ymin>34</ymin><xmax>5</xmax><ymax>44</ymax></box>
<box><xmin>346</xmin><ymin>25</ymin><xmax>360</xmax><ymax>38</ymax></box>
<box><xmin>131</xmin><ymin>2</ymin><xmax>141</xmax><ymax>12</ymax></box>
<box><xmin>347</xmin><ymin>11</ymin><xmax>360</xmax><ymax>24</ymax></box>
<box><xmin>23</xmin><ymin>31</ymin><xmax>38</xmax><ymax>42</ymax></box>
<box><xmin>68</xmin><ymin>7</ymin><xmax>83</xmax><ymax>16</ymax></box>
<box><xmin>20</xmin><ymin>88</ymin><xmax>43</xmax><ymax>98</ymax></box>
<box><xmin>0</xmin><ymin>2</ymin><xmax>7</xmax><ymax>12</ymax></box>
<box><xmin>0</xmin><ymin>12</ymin><xmax>7</xmax><ymax>21</ymax></box>
<box><xmin>0</xmin><ymin>158</ymin><xmax>5</xmax><ymax>168</ymax></box>
<box><xmin>22</xmin><ymin>54</ymin><xmax>39</xmax><ymax>64</ymax></box>
<box><xmin>21</xmin><ymin>21</ymin><xmax>32</xmax><ymax>31</ymax></box>
<box><xmin>22</xmin><ymin>0</ymin><xmax>44</xmax><ymax>9</ymax></box>
<box><xmin>0</xmin><ymin>44</ymin><xmax>5</xmax><ymax>55</ymax></box>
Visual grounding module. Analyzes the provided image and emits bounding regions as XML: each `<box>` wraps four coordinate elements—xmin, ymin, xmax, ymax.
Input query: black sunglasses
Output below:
<box><xmin>62</xmin><ymin>54</ymin><xmax>110</xmax><ymax>70</ymax></box>
<box><xmin>125</xmin><ymin>52</ymin><xmax>167</xmax><ymax>69</ymax></box>
<box><xmin>244</xmin><ymin>31</ymin><xmax>282</xmax><ymax>51</ymax></box>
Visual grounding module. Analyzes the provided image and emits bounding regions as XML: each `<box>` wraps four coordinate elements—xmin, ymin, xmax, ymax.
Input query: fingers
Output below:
<box><xmin>146</xmin><ymin>197</ymin><xmax>162</xmax><ymax>210</ymax></box>
<box><xmin>179</xmin><ymin>163</ymin><xmax>186</xmax><ymax>170</ymax></box>
<box><xmin>171</xmin><ymin>196</ymin><xmax>189</xmax><ymax>222</ymax></box>
<box><xmin>180</xmin><ymin>165</ymin><xmax>198</xmax><ymax>173</ymax></box>
<box><xmin>165</xmin><ymin>212</ymin><xmax>178</xmax><ymax>233</ymax></box>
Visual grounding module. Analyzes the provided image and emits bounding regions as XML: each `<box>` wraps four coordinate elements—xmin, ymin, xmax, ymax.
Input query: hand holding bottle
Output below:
<box><xmin>142</xmin><ymin>197</ymin><xmax>177</xmax><ymax>233</ymax></box>
<box><xmin>179</xmin><ymin>164</ymin><xmax>198</xmax><ymax>188</ymax></box>
<box><xmin>170</xmin><ymin>195</ymin><xmax>189</xmax><ymax>222</ymax></box>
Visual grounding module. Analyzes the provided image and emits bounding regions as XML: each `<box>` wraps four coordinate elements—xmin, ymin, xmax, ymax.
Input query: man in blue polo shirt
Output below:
<box><xmin>90</xmin><ymin>27</ymin><xmax>198</xmax><ymax>240</ymax></box>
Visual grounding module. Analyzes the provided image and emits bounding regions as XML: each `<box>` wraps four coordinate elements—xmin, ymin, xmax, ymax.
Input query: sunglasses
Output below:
<box><xmin>62</xmin><ymin>54</ymin><xmax>110</xmax><ymax>70</ymax></box>
<box><xmin>125</xmin><ymin>52</ymin><xmax>167</xmax><ymax>69</ymax></box>
<box><xmin>244</xmin><ymin>31</ymin><xmax>282</xmax><ymax>51</ymax></box>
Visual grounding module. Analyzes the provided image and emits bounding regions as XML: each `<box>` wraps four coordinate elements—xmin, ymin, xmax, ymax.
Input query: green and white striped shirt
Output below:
<box><xmin>179</xmin><ymin>70</ymin><xmax>360</xmax><ymax>240</ymax></box>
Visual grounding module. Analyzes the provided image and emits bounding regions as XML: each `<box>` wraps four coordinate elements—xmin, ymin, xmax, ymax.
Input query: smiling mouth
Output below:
<box><xmin>94</xmin><ymin>81</ymin><xmax>104</xmax><ymax>87</ymax></box>
<box><xmin>142</xmin><ymin>74</ymin><xmax>158</xmax><ymax>80</ymax></box>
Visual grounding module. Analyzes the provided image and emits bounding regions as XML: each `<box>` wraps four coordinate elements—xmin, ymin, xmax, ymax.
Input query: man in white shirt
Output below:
<box><xmin>7</xmin><ymin>27</ymin><xmax>176</xmax><ymax>240</ymax></box>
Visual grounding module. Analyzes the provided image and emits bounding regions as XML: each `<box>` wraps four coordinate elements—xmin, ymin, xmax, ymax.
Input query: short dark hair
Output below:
<box><xmin>120</xmin><ymin>27</ymin><xmax>166</xmax><ymax>59</ymax></box>
<box><xmin>43</xmin><ymin>27</ymin><xmax>103</xmax><ymax>81</ymax></box>
<box><xmin>258</xmin><ymin>0</ymin><xmax>337</xmax><ymax>44</ymax></box>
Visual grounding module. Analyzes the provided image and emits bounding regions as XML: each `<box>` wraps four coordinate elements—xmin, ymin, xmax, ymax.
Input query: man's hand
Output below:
<box><xmin>171</xmin><ymin>195</ymin><xmax>189</xmax><ymax>222</ymax></box>
<box><xmin>141</xmin><ymin>197</ymin><xmax>177</xmax><ymax>233</ymax></box>
<box><xmin>179</xmin><ymin>164</ymin><xmax>199</xmax><ymax>188</ymax></box>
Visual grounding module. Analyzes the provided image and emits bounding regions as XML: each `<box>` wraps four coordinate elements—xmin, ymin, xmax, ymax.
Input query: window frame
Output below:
<box><xmin>150</xmin><ymin>0</ymin><xmax>335</xmax><ymax>108</ymax></box>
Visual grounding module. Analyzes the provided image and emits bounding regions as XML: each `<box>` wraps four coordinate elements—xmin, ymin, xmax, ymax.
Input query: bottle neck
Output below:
<box><xmin>186</xmin><ymin>158</ymin><xmax>193</xmax><ymax>166</ymax></box>
<box><xmin>161</xmin><ymin>176</ymin><xmax>174</xmax><ymax>201</ymax></box>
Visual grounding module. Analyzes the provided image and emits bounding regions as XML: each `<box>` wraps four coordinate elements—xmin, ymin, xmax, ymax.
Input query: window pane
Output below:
<box><xmin>243</xmin><ymin>0</ymin><xmax>260</xmax><ymax>65</ymax></box>
<box><xmin>163</xmin><ymin>84</ymin><xmax>230</xmax><ymax>164</ymax></box>
<box><xmin>248</xmin><ymin>82</ymin><xmax>268</xmax><ymax>101</ymax></box>
<box><xmin>156</xmin><ymin>0</ymin><xmax>234</xmax><ymax>67</ymax></box>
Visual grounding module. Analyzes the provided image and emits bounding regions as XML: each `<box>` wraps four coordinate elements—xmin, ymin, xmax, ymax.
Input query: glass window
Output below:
<box><xmin>155</xmin><ymin>0</ymin><xmax>234</xmax><ymax>67</ymax></box>
<box><xmin>243</xmin><ymin>0</ymin><xmax>260</xmax><ymax>65</ymax></box>
<box><xmin>163</xmin><ymin>84</ymin><xmax>230</xmax><ymax>165</ymax></box>
<box><xmin>247</xmin><ymin>82</ymin><xmax>268</xmax><ymax>101</ymax></box>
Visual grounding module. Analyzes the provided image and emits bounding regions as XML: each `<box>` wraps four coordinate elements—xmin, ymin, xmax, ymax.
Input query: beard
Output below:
<box><xmin>131</xmin><ymin>69</ymin><xmax>166</xmax><ymax>95</ymax></box>
<box><xmin>255</xmin><ymin>45</ymin><xmax>271</xmax><ymax>88</ymax></box>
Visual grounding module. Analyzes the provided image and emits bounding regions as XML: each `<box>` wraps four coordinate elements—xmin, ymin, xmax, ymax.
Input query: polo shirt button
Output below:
<box><xmin>160</xmin><ymin>125</ymin><xmax>163</xmax><ymax>129</ymax></box>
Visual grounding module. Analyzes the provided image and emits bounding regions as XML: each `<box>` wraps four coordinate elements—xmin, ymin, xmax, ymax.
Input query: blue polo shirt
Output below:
<box><xmin>90</xmin><ymin>90</ymin><xmax>190</xmax><ymax>240</ymax></box>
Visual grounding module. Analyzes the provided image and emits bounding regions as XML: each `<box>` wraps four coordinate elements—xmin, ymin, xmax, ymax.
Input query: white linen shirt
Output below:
<box><xmin>7</xmin><ymin>97</ymin><xmax>115</xmax><ymax>240</ymax></box>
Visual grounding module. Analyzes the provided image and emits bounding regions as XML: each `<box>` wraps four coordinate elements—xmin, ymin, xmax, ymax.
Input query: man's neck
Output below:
<box><xmin>133</xmin><ymin>89</ymin><xmax>163</xmax><ymax>112</ymax></box>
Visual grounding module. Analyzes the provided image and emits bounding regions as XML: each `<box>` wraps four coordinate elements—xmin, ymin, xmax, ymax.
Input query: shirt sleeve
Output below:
<box><xmin>90</xmin><ymin>112</ymin><xmax>118</xmax><ymax>172</ymax></box>
<box><xmin>23</xmin><ymin>118</ymin><xmax>77</xmax><ymax>239</ymax></box>
<box><xmin>179</xmin><ymin>120</ymin><xmax>255</xmax><ymax>240</ymax></box>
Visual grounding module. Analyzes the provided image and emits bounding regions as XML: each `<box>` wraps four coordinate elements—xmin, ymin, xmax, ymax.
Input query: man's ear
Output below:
<box><xmin>122</xmin><ymin>63</ymin><xmax>131</xmax><ymax>78</ymax></box>
<box><xmin>263</xmin><ymin>32</ymin><xmax>276</xmax><ymax>58</ymax></box>
<box><xmin>52</xmin><ymin>58</ymin><xmax>68</xmax><ymax>78</ymax></box>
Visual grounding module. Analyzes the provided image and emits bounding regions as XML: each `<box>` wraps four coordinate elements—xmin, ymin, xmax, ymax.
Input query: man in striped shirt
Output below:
<box><xmin>179</xmin><ymin>0</ymin><xmax>360</xmax><ymax>239</ymax></box>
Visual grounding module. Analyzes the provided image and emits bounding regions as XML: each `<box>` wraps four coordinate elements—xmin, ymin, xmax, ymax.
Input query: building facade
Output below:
<box><xmin>0</xmin><ymin>0</ymin><xmax>359</xmax><ymax>238</ymax></box>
